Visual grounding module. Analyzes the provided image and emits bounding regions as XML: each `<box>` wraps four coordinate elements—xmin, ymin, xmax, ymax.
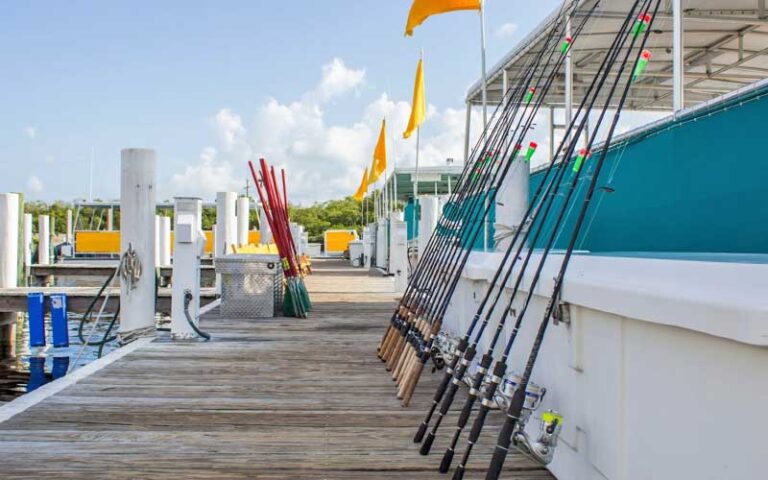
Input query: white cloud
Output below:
<box><xmin>23</xmin><ymin>126</ymin><xmax>36</xmax><ymax>139</ymax></box>
<box><xmin>310</xmin><ymin>57</ymin><xmax>365</xmax><ymax>103</ymax></box>
<box><xmin>495</xmin><ymin>22</ymin><xmax>518</xmax><ymax>38</ymax></box>
<box><xmin>168</xmin><ymin>147</ymin><xmax>242</xmax><ymax>198</ymax></box>
<box><xmin>27</xmin><ymin>175</ymin><xmax>43</xmax><ymax>193</ymax></box>
<box><xmin>166</xmin><ymin>57</ymin><xmax>483</xmax><ymax>205</ymax></box>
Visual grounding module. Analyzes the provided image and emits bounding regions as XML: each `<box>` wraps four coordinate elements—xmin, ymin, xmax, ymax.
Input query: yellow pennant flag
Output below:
<box><xmin>353</xmin><ymin>168</ymin><xmax>369</xmax><ymax>201</ymax></box>
<box><xmin>405</xmin><ymin>0</ymin><xmax>481</xmax><ymax>36</ymax></box>
<box><xmin>368</xmin><ymin>119</ymin><xmax>387</xmax><ymax>185</ymax></box>
<box><xmin>403</xmin><ymin>58</ymin><xmax>426</xmax><ymax>139</ymax></box>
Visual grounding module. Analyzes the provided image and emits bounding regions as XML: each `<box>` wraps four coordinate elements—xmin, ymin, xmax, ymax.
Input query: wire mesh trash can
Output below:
<box><xmin>215</xmin><ymin>254</ymin><xmax>283</xmax><ymax>318</ymax></box>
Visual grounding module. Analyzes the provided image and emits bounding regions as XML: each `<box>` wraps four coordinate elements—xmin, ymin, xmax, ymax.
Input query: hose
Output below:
<box><xmin>183</xmin><ymin>289</ymin><xmax>211</xmax><ymax>341</ymax></box>
<box><xmin>77</xmin><ymin>267</ymin><xmax>119</xmax><ymax>346</ymax></box>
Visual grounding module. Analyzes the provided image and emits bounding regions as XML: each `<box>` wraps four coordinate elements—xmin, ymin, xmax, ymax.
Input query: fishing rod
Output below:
<box><xmin>452</xmin><ymin>3</ymin><xmax>652</xmax><ymax>476</ymax></box>
<box><xmin>388</xmin><ymin>79</ymin><xmax>547</xmax><ymax>401</ymax></box>
<box><xmin>394</xmin><ymin>3</ymin><xmax>580</xmax><ymax>405</ymax></box>
<box><xmin>393</xmin><ymin>48</ymin><xmax>570</xmax><ymax>406</ymax></box>
<box><xmin>378</xmin><ymin>76</ymin><xmax>524</xmax><ymax>359</ymax></box>
<box><xmin>379</xmin><ymin>69</ymin><xmax>537</xmax><ymax>375</ymax></box>
<box><xmin>430</xmin><ymin>3</ymin><xmax>638</xmax><ymax>471</ymax></box>
<box><xmin>435</xmin><ymin>0</ymin><xmax>652</xmax><ymax>476</ymax></box>
<box><xmin>379</xmin><ymin>86</ymin><xmax>523</xmax><ymax>370</ymax></box>
<box><xmin>410</xmin><ymin>8</ymin><xmax>581</xmax><ymax>423</ymax></box>
<box><xmin>484</xmin><ymin>4</ymin><xmax>660</xmax><ymax>478</ymax></box>
<box><xmin>382</xmin><ymin>82</ymin><xmax>533</xmax><ymax>395</ymax></box>
<box><xmin>413</xmin><ymin>0</ymin><xmax>598</xmax><ymax>451</ymax></box>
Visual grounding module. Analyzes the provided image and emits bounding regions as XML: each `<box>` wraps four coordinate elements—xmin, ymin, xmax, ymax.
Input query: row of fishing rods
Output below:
<box><xmin>378</xmin><ymin>0</ymin><xmax>661</xmax><ymax>477</ymax></box>
<box><xmin>378</xmin><ymin>0</ymin><xmax>583</xmax><ymax>406</ymax></box>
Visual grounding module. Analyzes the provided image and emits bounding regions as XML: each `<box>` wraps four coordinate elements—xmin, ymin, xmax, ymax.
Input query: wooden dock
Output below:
<box><xmin>0</xmin><ymin>259</ymin><xmax>552</xmax><ymax>479</ymax></box>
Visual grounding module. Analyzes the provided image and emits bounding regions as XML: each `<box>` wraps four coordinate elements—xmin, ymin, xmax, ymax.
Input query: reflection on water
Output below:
<box><xmin>0</xmin><ymin>307</ymin><xmax>119</xmax><ymax>405</ymax></box>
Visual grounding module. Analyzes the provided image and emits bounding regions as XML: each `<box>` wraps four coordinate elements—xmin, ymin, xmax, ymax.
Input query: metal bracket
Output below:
<box><xmin>552</xmin><ymin>299</ymin><xmax>571</xmax><ymax>326</ymax></box>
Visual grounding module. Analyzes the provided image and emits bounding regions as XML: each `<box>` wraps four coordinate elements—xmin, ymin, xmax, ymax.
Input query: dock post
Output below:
<box><xmin>389</xmin><ymin>212</ymin><xmax>408</xmax><ymax>293</ymax></box>
<box><xmin>66</xmin><ymin>209</ymin><xmax>73</xmax><ymax>244</ymax></box>
<box><xmin>22</xmin><ymin>213</ymin><xmax>32</xmax><ymax>269</ymax></box>
<box><xmin>160</xmin><ymin>216</ymin><xmax>171</xmax><ymax>266</ymax></box>
<box><xmin>154</xmin><ymin>215</ymin><xmax>161</xmax><ymax>267</ymax></box>
<box><xmin>0</xmin><ymin>194</ymin><xmax>20</xmax><ymax>338</ymax></box>
<box><xmin>236</xmin><ymin>196</ymin><xmax>250</xmax><ymax>247</ymax></box>
<box><xmin>119</xmin><ymin>148</ymin><xmax>157</xmax><ymax>336</ymax></box>
<box><xmin>215</xmin><ymin>192</ymin><xmax>237</xmax><ymax>257</ymax></box>
<box><xmin>171</xmin><ymin>197</ymin><xmax>204</xmax><ymax>338</ymax></box>
<box><xmin>259</xmin><ymin>206</ymin><xmax>272</xmax><ymax>244</ymax></box>
<box><xmin>38</xmin><ymin>214</ymin><xmax>50</xmax><ymax>265</ymax></box>
<box><xmin>416</xmin><ymin>196</ymin><xmax>439</xmax><ymax>264</ymax></box>
<box><xmin>106</xmin><ymin>207</ymin><xmax>114</xmax><ymax>231</ymax></box>
<box><xmin>495</xmin><ymin>160</ymin><xmax>529</xmax><ymax>252</ymax></box>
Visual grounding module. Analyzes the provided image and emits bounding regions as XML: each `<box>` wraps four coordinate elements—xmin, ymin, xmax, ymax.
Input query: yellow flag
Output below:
<box><xmin>405</xmin><ymin>0</ymin><xmax>481</xmax><ymax>36</ymax></box>
<box><xmin>368</xmin><ymin>119</ymin><xmax>387</xmax><ymax>185</ymax></box>
<box><xmin>403</xmin><ymin>58</ymin><xmax>426</xmax><ymax>139</ymax></box>
<box><xmin>353</xmin><ymin>168</ymin><xmax>369</xmax><ymax>201</ymax></box>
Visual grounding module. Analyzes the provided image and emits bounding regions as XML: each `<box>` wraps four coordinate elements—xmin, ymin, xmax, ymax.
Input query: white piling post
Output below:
<box><xmin>66</xmin><ymin>209</ymin><xmax>73</xmax><ymax>244</ymax></box>
<box><xmin>171</xmin><ymin>197</ymin><xmax>204</xmax><ymax>338</ymax></box>
<box><xmin>496</xmin><ymin>162</ymin><xmax>530</xmax><ymax>252</ymax></box>
<box><xmin>215</xmin><ymin>192</ymin><xmax>237</xmax><ymax>257</ymax></box>
<box><xmin>389</xmin><ymin>211</ymin><xmax>408</xmax><ymax>293</ymax></box>
<box><xmin>160</xmin><ymin>216</ymin><xmax>172</xmax><ymax>265</ymax></box>
<box><xmin>0</xmin><ymin>194</ymin><xmax>20</xmax><ymax>287</ymax></box>
<box><xmin>119</xmin><ymin>148</ymin><xmax>157</xmax><ymax>335</ymax></box>
<box><xmin>259</xmin><ymin>206</ymin><xmax>272</xmax><ymax>244</ymax></box>
<box><xmin>154</xmin><ymin>215</ymin><xmax>161</xmax><ymax>267</ymax></box>
<box><xmin>106</xmin><ymin>207</ymin><xmax>114</xmax><ymax>231</ymax></box>
<box><xmin>0</xmin><ymin>194</ymin><xmax>19</xmax><ymax>330</ymax></box>
<box><xmin>23</xmin><ymin>213</ymin><xmax>32</xmax><ymax>268</ymax></box>
<box><xmin>38</xmin><ymin>214</ymin><xmax>50</xmax><ymax>265</ymax></box>
<box><xmin>417</xmin><ymin>196</ymin><xmax>439</xmax><ymax>264</ymax></box>
<box><xmin>236</xmin><ymin>196</ymin><xmax>250</xmax><ymax>247</ymax></box>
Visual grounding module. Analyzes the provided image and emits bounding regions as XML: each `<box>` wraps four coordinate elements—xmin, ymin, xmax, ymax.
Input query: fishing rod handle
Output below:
<box><xmin>485</xmin><ymin>416</ymin><xmax>517</xmax><ymax>480</ymax></box>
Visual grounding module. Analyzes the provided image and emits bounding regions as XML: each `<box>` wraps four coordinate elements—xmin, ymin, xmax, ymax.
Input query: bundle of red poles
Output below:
<box><xmin>248</xmin><ymin>158</ymin><xmax>311</xmax><ymax>318</ymax></box>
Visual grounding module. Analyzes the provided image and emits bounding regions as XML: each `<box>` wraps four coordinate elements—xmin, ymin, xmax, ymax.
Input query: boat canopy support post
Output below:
<box><xmin>673</xmin><ymin>0</ymin><xmax>684</xmax><ymax>112</ymax></box>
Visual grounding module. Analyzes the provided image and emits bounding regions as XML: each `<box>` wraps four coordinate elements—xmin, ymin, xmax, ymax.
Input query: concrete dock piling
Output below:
<box><xmin>119</xmin><ymin>148</ymin><xmax>157</xmax><ymax>335</ymax></box>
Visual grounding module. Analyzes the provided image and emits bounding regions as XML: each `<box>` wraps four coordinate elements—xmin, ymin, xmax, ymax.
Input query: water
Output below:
<box><xmin>0</xmin><ymin>312</ymin><xmax>120</xmax><ymax>404</ymax></box>
<box><xmin>0</xmin><ymin>263</ymin><xmax>124</xmax><ymax>405</ymax></box>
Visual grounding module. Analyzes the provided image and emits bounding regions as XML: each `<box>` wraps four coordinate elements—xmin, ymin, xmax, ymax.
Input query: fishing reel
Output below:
<box><xmin>431</xmin><ymin>332</ymin><xmax>461</xmax><ymax>372</ymax></box>
<box><xmin>489</xmin><ymin>373</ymin><xmax>563</xmax><ymax>465</ymax></box>
<box><xmin>491</xmin><ymin>374</ymin><xmax>546</xmax><ymax>412</ymax></box>
<box><xmin>512</xmin><ymin>410</ymin><xmax>564</xmax><ymax>465</ymax></box>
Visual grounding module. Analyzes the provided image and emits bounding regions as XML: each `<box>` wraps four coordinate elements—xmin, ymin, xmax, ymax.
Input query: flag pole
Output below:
<box><xmin>412</xmin><ymin>49</ymin><xmax>424</xmax><ymax>239</ymax></box>
<box><xmin>480</xmin><ymin>0</ymin><xmax>488</xmax><ymax>129</ymax></box>
<box><xmin>413</xmin><ymin>125</ymin><xmax>420</xmax><ymax>237</ymax></box>
<box><xmin>479</xmin><ymin>1</ymin><xmax>489</xmax><ymax>251</ymax></box>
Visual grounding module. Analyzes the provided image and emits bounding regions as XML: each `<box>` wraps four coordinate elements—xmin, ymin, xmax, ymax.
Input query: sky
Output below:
<box><xmin>0</xmin><ymin>0</ymin><xmax>654</xmax><ymax>205</ymax></box>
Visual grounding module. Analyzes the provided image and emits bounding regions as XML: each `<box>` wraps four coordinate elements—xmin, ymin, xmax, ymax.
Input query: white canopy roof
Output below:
<box><xmin>467</xmin><ymin>0</ymin><xmax>768</xmax><ymax>111</ymax></box>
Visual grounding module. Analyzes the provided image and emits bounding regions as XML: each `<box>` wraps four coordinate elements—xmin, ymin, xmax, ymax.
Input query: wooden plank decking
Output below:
<box><xmin>0</xmin><ymin>259</ymin><xmax>553</xmax><ymax>479</ymax></box>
